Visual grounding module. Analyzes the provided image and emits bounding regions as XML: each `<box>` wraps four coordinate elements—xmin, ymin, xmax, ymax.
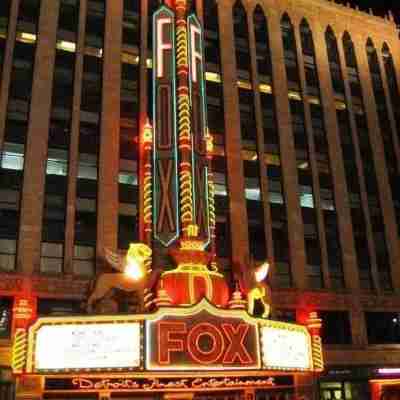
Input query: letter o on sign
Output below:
<box><xmin>187</xmin><ymin>323</ymin><xmax>224</xmax><ymax>364</ymax></box>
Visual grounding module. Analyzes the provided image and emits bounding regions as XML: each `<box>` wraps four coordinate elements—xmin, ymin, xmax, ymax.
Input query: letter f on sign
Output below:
<box><xmin>158</xmin><ymin>322</ymin><xmax>187</xmax><ymax>364</ymax></box>
<box><xmin>157</xmin><ymin>17</ymin><xmax>173</xmax><ymax>78</ymax></box>
<box><xmin>190</xmin><ymin>23</ymin><xmax>202</xmax><ymax>83</ymax></box>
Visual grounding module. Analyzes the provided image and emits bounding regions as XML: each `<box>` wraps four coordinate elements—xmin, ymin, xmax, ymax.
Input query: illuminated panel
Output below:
<box><xmin>187</xmin><ymin>14</ymin><xmax>210</xmax><ymax>245</ymax></box>
<box><xmin>261</xmin><ymin>326</ymin><xmax>312</xmax><ymax>371</ymax></box>
<box><xmin>146</xmin><ymin>307</ymin><xmax>260</xmax><ymax>371</ymax></box>
<box><xmin>153</xmin><ymin>5</ymin><xmax>180</xmax><ymax>247</ymax></box>
<box><xmin>33</xmin><ymin>323</ymin><xmax>141</xmax><ymax>372</ymax></box>
<box><xmin>377</xmin><ymin>368</ymin><xmax>400</xmax><ymax>375</ymax></box>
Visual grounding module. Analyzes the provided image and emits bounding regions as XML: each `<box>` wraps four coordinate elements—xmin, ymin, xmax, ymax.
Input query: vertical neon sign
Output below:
<box><xmin>153</xmin><ymin>6</ymin><xmax>180</xmax><ymax>247</ymax></box>
<box><xmin>188</xmin><ymin>13</ymin><xmax>211</xmax><ymax>246</ymax></box>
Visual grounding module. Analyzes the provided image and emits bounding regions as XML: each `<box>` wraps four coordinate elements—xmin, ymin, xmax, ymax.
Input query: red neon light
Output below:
<box><xmin>158</xmin><ymin>321</ymin><xmax>187</xmax><ymax>364</ymax></box>
<box><xmin>155</xmin><ymin>320</ymin><xmax>256</xmax><ymax>367</ymax></box>
<box><xmin>222</xmin><ymin>323</ymin><xmax>253</xmax><ymax>364</ymax></box>
<box><xmin>188</xmin><ymin>323</ymin><xmax>224</xmax><ymax>364</ymax></box>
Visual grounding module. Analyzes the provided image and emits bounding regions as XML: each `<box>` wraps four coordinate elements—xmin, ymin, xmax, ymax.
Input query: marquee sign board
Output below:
<box><xmin>28</xmin><ymin>321</ymin><xmax>142</xmax><ymax>372</ymax></box>
<box><xmin>261</xmin><ymin>326</ymin><xmax>312</xmax><ymax>371</ymax></box>
<box><xmin>23</xmin><ymin>300</ymin><xmax>316</xmax><ymax>375</ymax></box>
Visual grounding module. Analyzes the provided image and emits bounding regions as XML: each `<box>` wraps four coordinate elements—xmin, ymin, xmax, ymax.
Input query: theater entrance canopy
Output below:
<box><xmin>13</xmin><ymin>300</ymin><xmax>322</xmax><ymax>400</ymax></box>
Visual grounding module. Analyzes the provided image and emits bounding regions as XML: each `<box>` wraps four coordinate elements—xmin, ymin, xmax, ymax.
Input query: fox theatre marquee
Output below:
<box><xmin>10</xmin><ymin>1</ymin><xmax>323</xmax><ymax>400</ymax></box>
<box><xmin>13</xmin><ymin>300</ymin><xmax>322</xmax><ymax>399</ymax></box>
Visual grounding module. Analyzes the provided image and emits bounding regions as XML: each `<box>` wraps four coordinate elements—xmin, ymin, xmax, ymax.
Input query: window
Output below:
<box><xmin>40</xmin><ymin>242</ymin><xmax>63</xmax><ymax>274</ymax></box>
<box><xmin>253</xmin><ymin>6</ymin><xmax>271</xmax><ymax>79</ymax></box>
<box><xmin>118</xmin><ymin>214</ymin><xmax>137</xmax><ymax>250</ymax></box>
<box><xmin>275</xmin><ymin>309</ymin><xmax>296</xmax><ymax>323</ymax></box>
<box><xmin>366</xmin><ymin>312</ymin><xmax>400</xmax><ymax>344</ymax></box>
<box><xmin>268</xmin><ymin>166</ymin><xmax>292</xmax><ymax>288</ymax></box>
<box><xmin>320</xmin><ymin>311</ymin><xmax>352</xmax><ymax>345</ymax></box>
<box><xmin>120</xmin><ymin>61</ymin><xmax>139</xmax><ymax>160</ymax></box>
<box><xmin>0</xmin><ymin>0</ymin><xmax>11</xmax><ymax>78</ymax></box>
<box><xmin>73</xmin><ymin>245</ymin><xmax>95</xmax><ymax>276</ymax></box>
<box><xmin>122</xmin><ymin>0</ymin><xmax>139</xmax><ymax>47</ymax></box>
<box><xmin>0</xmin><ymin>298</ymin><xmax>12</xmax><ymax>338</ymax></box>
<box><xmin>17</xmin><ymin>0</ymin><xmax>41</xmax><ymax>26</ymax></box>
<box><xmin>58</xmin><ymin>0</ymin><xmax>79</xmax><ymax>36</ymax></box>
<box><xmin>85</xmin><ymin>0</ymin><xmax>105</xmax><ymax>50</ymax></box>
<box><xmin>215</xmin><ymin>220</ymin><xmax>231</xmax><ymax>258</ymax></box>
<box><xmin>281</xmin><ymin>14</ymin><xmax>299</xmax><ymax>85</ymax></box>
<box><xmin>243</xmin><ymin>159</ymin><xmax>267</xmax><ymax>261</ymax></box>
<box><xmin>204</xmin><ymin>0</ymin><xmax>221</xmax><ymax>70</ymax></box>
<box><xmin>233</xmin><ymin>1</ymin><xmax>250</xmax><ymax>73</ymax></box>
<box><xmin>38</xmin><ymin>298</ymin><xmax>82</xmax><ymax>316</ymax></box>
<box><xmin>206</xmin><ymin>81</ymin><xmax>225</xmax><ymax>141</ymax></box>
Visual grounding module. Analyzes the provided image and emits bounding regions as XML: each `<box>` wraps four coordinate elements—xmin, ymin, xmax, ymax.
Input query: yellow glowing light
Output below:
<box><xmin>288</xmin><ymin>90</ymin><xmax>302</xmax><ymax>101</ymax></box>
<box><xmin>123</xmin><ymin>243</ymin><xmax>152</xmax><ymax>280</ymax></box>
<box><xmin>259</xmin><ymin>83</ymin><xmax>272</xmax><ymax>94</ymax></box>
<box><xmin>237</xmin><ymin>80</ymin><xmax>252</xmax><ymax>90</ymax></box>
<box><xmin>205</xmin><ymin>71</ymin><xmax>221</xmax><ymax>83</ymax></box>
<box><xmin>121</xmin><ymin>52</ymin><xmax>138</xmax><ymax>65</ymax></box>
<box><xmin>298</xmin><ymin>161</ymin><xmax>309</xmax><ymax>169</ymax></box>
<box><xmin>308</xmin><ymin>96</ymin><xmax>320</xmax><ymax>105</ymax></box>
<box><xmin>264</xmin><ymin>153</ymin><xmax>281</xmax><ymax>166</ymax></box>
<box><xmin>186</xmin><ymin>224</ymin><xmax>199</xmax><ymax>238</ymax></box>
<box><xmin>19</xmin><ymin>32</ymin><xmax>37</xmax><ymax>43</ymax></box>
<box><xmin>205</xmin><ymin>130</ymin><xmax>214</xmax><ymax>154</ymax></box>
<box><xmin>335</xmin><ymin>100</ymin><xmax>347</xmax><ymax>110</ymax></box>
<box><xmin>56</xmin><ymin>40</ymin><xmax>76</xmax><ymax>52</ymax></box>
<box><xmin>142</xmin><ymin>120</ymin><xmax>153</xmax><ymax>144</ymax></box>
<box><xmin>124</xmin><ymin>258</ymin><xmax>144</xmax><ymax>281</ymax></box>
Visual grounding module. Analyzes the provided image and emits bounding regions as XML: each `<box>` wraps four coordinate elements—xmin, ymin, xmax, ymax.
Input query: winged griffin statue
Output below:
<box><xmin>86</xmin><ymin>243</ymin><xmax>160</xmax><ymax>313</ymax></box>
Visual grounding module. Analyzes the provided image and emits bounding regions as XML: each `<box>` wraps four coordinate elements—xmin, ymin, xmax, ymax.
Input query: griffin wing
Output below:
<box><xmin>104</xmin><ymin>248</ymin><xmax>125</xmax><ymax>272</ymax></box>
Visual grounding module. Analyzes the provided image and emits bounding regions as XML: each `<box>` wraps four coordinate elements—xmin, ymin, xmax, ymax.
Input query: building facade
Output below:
<box><xmin>0</xmin><ymin>0</ymin><xmax>400</xmax><ymax>398</ymax></box>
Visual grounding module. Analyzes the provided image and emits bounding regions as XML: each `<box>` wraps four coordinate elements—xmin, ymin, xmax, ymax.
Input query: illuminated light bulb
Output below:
<box><xmin>255</xmin><ymin>262</ymin><xmax>270</xmax><ymax>283</ymax></box>
<box><xmin>124</xmin><ymin>257</ymin><xmax>144</xmax><ymax>281</ymax></box>
<box><xmin>142</xmin><ymin>119</ymin><xmax>153</xmax><ymax>146</ymax></box>
<box><xmin>20</xmin><ymin>32</ymin><xmax>37</xmax><ymax>43</ymax></box>
<box><xmin>205</xmin><ymin>130</ymin><xmax>214</xmax><ymax>154</ymax></box>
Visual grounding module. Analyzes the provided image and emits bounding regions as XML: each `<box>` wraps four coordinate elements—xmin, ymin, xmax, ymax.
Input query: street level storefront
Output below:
<box><xmin>320</xmin><ymin>367</ymin><xmax>400</xmax><ymax>400</ymax></box>
<box><xmin>11</xmin><ymin>299</ymin><xmax>323</xmax><ymax>400</ymax></box>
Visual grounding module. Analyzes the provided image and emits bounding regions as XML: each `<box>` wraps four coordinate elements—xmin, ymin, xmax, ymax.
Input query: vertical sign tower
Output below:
<box><xmin>152</xmin><ymin>0</ymin><xmax>214</xmax><ymax>256</ymax></box>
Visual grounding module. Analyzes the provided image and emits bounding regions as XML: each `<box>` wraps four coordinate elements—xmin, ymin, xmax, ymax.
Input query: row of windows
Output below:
<box><xmin>277</xmin><ymin>308</ymin><xmax>400</xmax><ymax>346</ymax></box>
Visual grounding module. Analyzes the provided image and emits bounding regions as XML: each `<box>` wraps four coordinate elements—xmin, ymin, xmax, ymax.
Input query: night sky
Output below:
<box><xmin>334</xmin><ymin>0</ymin><xmax>400</xmax><ymax>22</ymax></box>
